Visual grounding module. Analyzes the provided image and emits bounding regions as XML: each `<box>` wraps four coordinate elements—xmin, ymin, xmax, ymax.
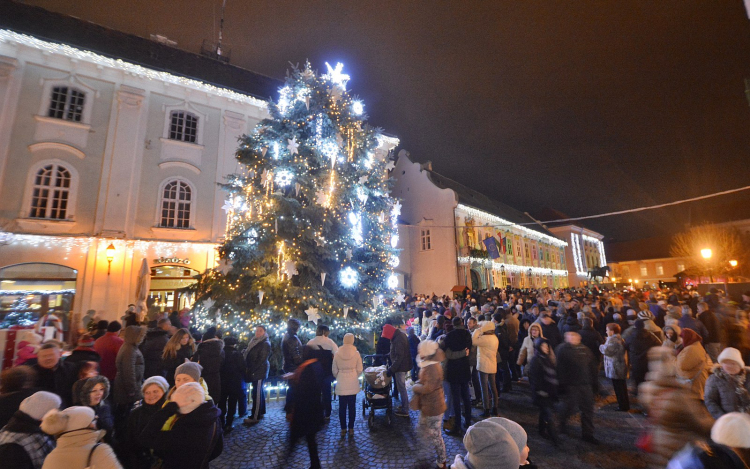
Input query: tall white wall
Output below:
<box><xmin>392</xmin><ymin>155</ymin><xmax>458</xmax><ymax>296</ymax></box>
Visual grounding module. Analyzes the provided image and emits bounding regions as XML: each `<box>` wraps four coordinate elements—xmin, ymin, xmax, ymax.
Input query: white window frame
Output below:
<box><xmin>640</xmin><ymin>265</ymin><xmax>648</xmax><ymax>277</ymax></box>
<box><xmin>162</xmin><ymin>103</ymin><xmax>206</xmax><ymax>146</ymax></box>
<box><xmin>155</xmin><ymin>178</ymin><xmax>196</xmax><ymax>229</ymax></box>
<box><xmin>21</xmin><ymin>159</ymin><xmax>79</xmax><ymax>221</ymax></box>
<box><xmin>38</xmin><ymin>78</ymin><xmax>95</xmax><ymax>125</ymax></box>
<box><xmin>656</xmin><ymin>263</ymin><xmax>664</xmax><ymax>276</ymax></box>
<box><xmin>420</xmin><ymin>228</ymin><xmax>432</xmax><ymax>251</ymax></box>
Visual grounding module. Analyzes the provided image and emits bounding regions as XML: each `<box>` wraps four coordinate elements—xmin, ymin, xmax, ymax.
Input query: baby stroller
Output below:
<box><xmin>362</xmin><ymin>354</ymin><xmax>393</xmax><ymax>429</ymax></box>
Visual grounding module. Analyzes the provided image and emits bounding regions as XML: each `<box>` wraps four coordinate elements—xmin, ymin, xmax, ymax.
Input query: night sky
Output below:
<box><xmin>25</xmin><ymin>0</ymin><xmax>750</xmax><ymax>242</ymax></box>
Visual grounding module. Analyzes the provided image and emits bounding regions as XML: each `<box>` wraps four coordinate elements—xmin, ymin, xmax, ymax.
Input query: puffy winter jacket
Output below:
<box><xmin>243</xmin><ymin>334</ymin><xmax>271</xmax><ymax>382</ymax></box>
<box><xmin>281</xmin><ymin>332</ymin><xmax>303</xmax><ymax>373</ymax></box>
<box><xmin>332</xmin><ymin>340</ymin><xmax>363</xmax><ymax>396</ymax></box>
<box><xmin>388</xmin><ymin>329</ymin><xmax>412</xmax><ymax>374</ymax></box>
<box><xmin>114</xmin><ymin>326</ymin><xmax>146</xmax><ymax>405</ymax></box>
<box><xmin>42</xmin><ymin>429</ymin><xmax>122</xmax><ymax>469</ymax></box>
<box><xmin>472</xmin><ymin>322</ymin><xmax>498</xmax><ymax>373</ymax></box>
<box><xmin>704</xmin><ymin>365</ymin><xmax>750</xmax><ymax>419</ymax></box>
<box><xmin>412</xmin><ymin>348</ymin><xmax>447</xmax><ymax>417</ymax></box>
<box><xmin>600</xmin><ymin>334</ymin><xmax>628</xmax><ymax>380</ymax></box>
<box><xmin>139</xmin><ymin>329</ymin><xmax>169</xmax><ymax>378</ymax></box>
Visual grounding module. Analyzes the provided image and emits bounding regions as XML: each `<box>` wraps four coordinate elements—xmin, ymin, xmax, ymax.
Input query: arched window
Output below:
<box><xmin>168</xmin><ymin>111</ymin><xmax>198</xmax><ymax>143</ymax></box>
<box><xmin>29</xmin><ymin>164</ymin><xmax>72</xmax><ymax>219</ymax></box>
<box><xmin>48</xmin><ymin>86</ymin><xmax>86</xmax><ymax>122</ymax></box>
<box><xmin>159</xmin><ymin>180</ymin><xmax>192</xmax><ymax>228</ymax></box>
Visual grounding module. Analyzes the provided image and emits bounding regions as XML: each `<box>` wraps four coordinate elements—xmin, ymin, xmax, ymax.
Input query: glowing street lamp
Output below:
<box><xmin>729</xmin><ymin>260</ymin><xmax>738</xmax><ymax>268</ymax></box>
<box><xmin>701</xmin><ymin>248</ymin><xmax>713</xmax><ymax>260</ymax></box>
<box><xmin>106</xmin><ymin>243</ymin><xmax>116</xmax><ymax>275</ymax></box>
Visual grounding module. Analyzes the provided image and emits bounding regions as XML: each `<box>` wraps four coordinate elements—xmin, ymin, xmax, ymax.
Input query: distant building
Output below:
<box><xmin>392</xmin><ymin>153</ymin><xmax>569</xmax><ymax>295</ymax></box>
<box><xmin>606</xmin><ymin>236</ymin><xmax>687</xmax><ymax>287</ymax></box>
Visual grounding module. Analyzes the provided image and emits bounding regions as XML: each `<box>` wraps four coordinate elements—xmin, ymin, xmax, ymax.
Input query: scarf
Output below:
<box><xmin>244</xmin><ymin>332</ymin><xmax>268</xmax><ymax>358</ymax></box>
<box><xmin>715</xmin><ymin>367</ymin><xmax>750</xmax><ymax>413</ymax></box>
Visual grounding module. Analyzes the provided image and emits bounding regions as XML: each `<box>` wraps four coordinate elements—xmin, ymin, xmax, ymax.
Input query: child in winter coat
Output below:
<box><xmin>332</xmin><ymin>333</ymin><xmax>363</xmax><ymax>437</ymax></box>
<box><xmin>411</xmin><ymin>340</ymin><xmax>447</xmax><ymax>469</ymax></box>
<box><xmin>704</xmin><ymin>347</ymin><xmax>750</xmax><ymax>419</ymax></box>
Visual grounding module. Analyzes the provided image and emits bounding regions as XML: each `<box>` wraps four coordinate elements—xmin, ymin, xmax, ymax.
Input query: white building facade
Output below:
<box><xmin>546</xmin><ymin>225</ymin><xmax>607</xmax><ymax>287</ymax></box>
<box><xmin>0</xmin><ymin>14</ymin><xmax>274</xmax><ymax>333</ymax></box>
<box><xmin>392</xmin><ymin>153</ymin><xmax>569</xmax><ymax>296</ymax></box>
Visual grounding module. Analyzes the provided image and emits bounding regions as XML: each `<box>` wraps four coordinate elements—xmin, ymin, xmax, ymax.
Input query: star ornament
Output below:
<box><xmin>394</xmin><ymin>293</ymin><xmax>406</xmax><ymax>304</ymax></box>
<box><xmin>287</xmin><ymin>138</ymin><xmax>299</xmax><ymax>155</ymax></box>
<box><xmin>283</xmin><ymin>260</ymin><xmax>298</xmax><ymax>277</ymax></box>
<box><xmin>202</xmin><ymin>298</ymin><xmax>216</xmax><ymax>310</ymax></box>
<box><xmin>324</xmin><ymin>62</ymin><xmax>350</xmax><ymax>90</ymax></box>
<box><xmin>305</xmin><ymin>307</ymin><xmax>321</xmax><ymax>325</ymax></box>
<box><xmin>385</xmin><ymin>161</ymin><xmax>395</xmax><ymax>171</ymax></box>
<box><xmin>315</xmin><ymin>189</ymin><xmax>328</xmax><ymax>206</ymax></box>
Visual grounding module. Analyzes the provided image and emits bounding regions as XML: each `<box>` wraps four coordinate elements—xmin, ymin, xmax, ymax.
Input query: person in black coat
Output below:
<box><xmin>219</xmin><ymin>336</ymin><xmax>245</xmax><ymax>432</ymax></box>
<box><xmin>407</xmin><ymin>326</ymin><xmax>421</xmax><ymax>381</ymax></box>
<box><xmin>140</xmin><ymin>319</ymin><xmax>171</xmax><ymax>379</ymax></box>
<box><xmin>442</xmin><ymin>316</ymin><xmax>473</xmax><ymax>434</ymax></box>
<box><xmin>0</xmin><ymin>391</ymin><xmax>60</xmax><ymax>469</ymax></box>
<box><xmin>91</xmin><ymin>320</ymin><xmax>109</xmax><ymax>340</ymax></box>
<box><xmin>243</xmin><ymin>325</ymin><xmax>271</xmax><ymax>425</ymax></box>
<box><xmin>193</xmin><ymin>328</ymin><xmax>225</xmax><ymax>402</ymax></box>
<box><xmin>539</xmin><ymin>314</ymin><xmax>563</xmax><ymax>351</ymax></box>
<box><xmin>284</xmin><ymin>350</ymin><xmax>324</xmax><ymax>469</ymax></box>
<box><xmin>26</xmin><ymin>342</ymin><xmax>75</xmax><ymax>408</ymax></box>
<box><xmin>139</xmin><ymin>382</ymin><xmax>223</xmax><ymax>469</ymax></box>
<box><xmin>0</xmin><ymin>367</ymin><xmax>37</xmax><ymax>429</ymax></box>
<box><xmin>579</xmin><ymin>318</ymin><xmax>605</xmax><ymax>396</ymax></box>
<box><xmin>125</xmin><ymin>376</ymin><xmax>169</xmax><ymax>469</ymax></box>
<box><xmin>555</xmin><ymin>332</ymin><xmax>598</xmax><ymax>444</ymax></box>
<box><xmin>527</xmin><ymin>338</ymin><xmax>558</xmax><ymax>444</ymax></box>
<box><xmin>625</xmin><ymin>319</ymin><xmax>662</xmax><ymax>394</ymax></box>
<box><xmin>387</xmin><ymin>319</ymin><xmax>413</xmax><ymax>417</ymax></box>
<box><xmin>494</xmin><ymin>311</ymin><xmax>514</xmax><ymax>393</ymax></box>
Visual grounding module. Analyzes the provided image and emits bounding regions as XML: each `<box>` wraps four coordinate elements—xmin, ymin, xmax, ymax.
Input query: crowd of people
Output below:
<box><xmin>2</xmin><ymin>286</ymin><xmax>750</xmax><ymax>468</ymax></box>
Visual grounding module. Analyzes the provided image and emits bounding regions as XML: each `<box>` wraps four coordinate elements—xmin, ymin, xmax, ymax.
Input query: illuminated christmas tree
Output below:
<box><xmin>191</xmin><ymin>62</ymin><xmax>401</xmax><ymax>341</ymax></box>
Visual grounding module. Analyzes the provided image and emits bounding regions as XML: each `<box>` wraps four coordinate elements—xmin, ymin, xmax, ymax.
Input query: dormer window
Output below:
<box><xmin>48</xmin><ymin>86</ymin><xmax>85</xmax><ymax>122</ymax></box>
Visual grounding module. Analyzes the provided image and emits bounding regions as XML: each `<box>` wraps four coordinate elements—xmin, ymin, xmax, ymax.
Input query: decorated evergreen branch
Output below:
<box><xmin>190</xmin><ymin>62</ymin><xmax>402</xmax><ymax>342</ymax></box>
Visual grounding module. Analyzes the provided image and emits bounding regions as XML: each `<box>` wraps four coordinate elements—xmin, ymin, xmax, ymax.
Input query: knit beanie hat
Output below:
<box><xmin>718</xmin><ymin>347</ymin><xmax>745</xmax><ymax>369</ymax></box>
<box><xmin>637</xmin><ymin>310</ymin><xmax>653</xmax><ymax>321</ymax></box>
<box><xmin>463</xmin><ymin>420</ymin><xmax>520</xmax><ymax>469</ymax></box>
<box><xmin>711</xmin><ymin>412</ymin><xmax>750</xmax><ymax>448</ymax></box>
<box><xmin>175</xmin><ymin>360</ymin><xmax>202</xmax><ymax>382</ymax></box>
<box><xmin>77</xmin><ymin>333</ymin><xmax>95</xmax><ymax>348</ymax></box>
<box><xmin>626</xmin><ymin>309</ymin><xmax>637</xmax><ymax>318</ymax></box>
<box><xmin>142</xmin><ymin>375</ymin><xmax>170</xmax><ymax>394</ymax></box>
<box><xmin>172</xmin><ymin>381</ymin><xmax>205</xmax><ymax>414</ymax></box>
<box><xmin>41</xmin><ymin>406</ymin><xmax>95</xmax><ymax>435</ymax></box>
<box><xmin>487</xmin><ymin>417</ymin><xmax>527</xmax><ymax>456</ymax></box>
<box><xmin>20</xmin><ymin>391</ymin><xmax>61</xmax><ymax>421</ymax></box>
<box><xmin>343</xmin><ymin>333</ymin><xmax>355</xmax><ymax>345</ymax></box>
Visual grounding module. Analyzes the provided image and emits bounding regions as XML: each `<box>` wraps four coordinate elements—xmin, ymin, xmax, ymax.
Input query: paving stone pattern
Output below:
<box><xmin>211</xmin><ymin>378</ymin><xmax>654</xmax><ymax>469</ymax></box>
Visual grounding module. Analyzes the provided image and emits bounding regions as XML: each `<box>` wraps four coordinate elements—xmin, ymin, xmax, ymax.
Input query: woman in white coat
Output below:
<box><xmin>333</xmin><ymin>333</ymin><xmax>363</xmax><ymax>437</ymax></box>
<box><xmin>472</xmin><ymin>321</ymin><xmax>499</xmax><ymax>417</ymax></box>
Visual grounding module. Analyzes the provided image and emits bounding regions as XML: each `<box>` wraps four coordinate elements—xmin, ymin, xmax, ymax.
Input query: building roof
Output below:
<box><xmin>606</xmin><ymin>235</ymin><xmax>674</xmax><ymax>263</ymax></box>
<box><xmin>425</xmin><ymin>170</ymin><xmax>558</xmax><ymax>239</ymax></box>
<box><xmin>0</xmin><ymin>1</ymin><xmax>280</xmax><ymax>100</ymax></box>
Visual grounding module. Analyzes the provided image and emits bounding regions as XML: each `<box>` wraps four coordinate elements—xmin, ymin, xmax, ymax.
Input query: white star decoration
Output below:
<box><xmin>287</xmin><ymin>138</ymin><xmax>299</xmax><ymax>155</ymax></box>
<box><xmin>358</xmin><ymin>175</ymin><xmax>368</xmax><ymax>184</ymax></box>
<box><xmin>217</xmin><ymin>259</ymin><xmax>233</xmax><ymax>275</ymax></box>
<box><xmin>202</xmin><ymin>298</ymin><xmax>215</xmax><ymax>310</ymax></box>
<box><xmin>221</xmin><ymin>200</ymin><xmax>234</xmax><ymax>213</ymax></box>
<box><xmin>283</xmin><ymin>260</ymin><xmax>298</xmax><ymax>277</ymax></box>
<box><xmin>385</xmin><ymin>161</ymin><xmax>395</xmax><ymax>171</ymax></box>
<box><xmin>305</xmin><ymin>307</ymin><xmax>320</xmax><ymax>325</ymax></box>
<box><xmin>315</xmin><ymin>189</ymin><xmax>328</xmax><ymax>206</ymax></box>
<box><xmin>394</xmin><ymin>293</ymin><xmax>406</xmax><ymax>304</ymax></box>
<box><xmin>324</xmin><ymin>62</ymin><xmax>350</xmax><ymax>89</ymax></box>
<box><xmin>392</xmin><ymin>201</ymin><xmax>402</xmax><ymax>218</ymax></box>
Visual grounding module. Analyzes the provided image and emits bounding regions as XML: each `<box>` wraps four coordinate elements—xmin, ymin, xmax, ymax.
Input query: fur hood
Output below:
<box><xmin>123</xmin><ymin>325</ymin><xmax>147</xmax><ymax>345</ymax></box>
<box><xmin>79</xmin><ymin>375</ymin><xmax>110</xmax><ymax>405</ymax></box>
<box><xmin>709</xmin><ymin>363</ymin><xmax>750</xmax><ymax>375</ymax></box>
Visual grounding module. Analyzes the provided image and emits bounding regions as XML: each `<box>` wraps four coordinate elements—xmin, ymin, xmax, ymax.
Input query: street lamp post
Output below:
<box><xmin>106</xmin><ymin>243</ymin><xmax>116</xmax><ymax>275</ymax></box>
<box><xmin>701</xmin><ymin>248</ymin><xmax>713</xmax><ymax>283</ymax></box>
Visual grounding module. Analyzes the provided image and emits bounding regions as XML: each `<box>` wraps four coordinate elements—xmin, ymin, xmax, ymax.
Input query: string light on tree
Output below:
<box><xmin>190</xmin><ymin>61</ymin><xmax>399</xmax><ymax>340</ymax></box>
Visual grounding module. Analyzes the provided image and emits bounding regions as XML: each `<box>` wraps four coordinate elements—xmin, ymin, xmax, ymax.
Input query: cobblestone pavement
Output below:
<box><xmin>211</xmin><ymin>378</ymin><xmax>654</xmax><ymax>469</ymax></box>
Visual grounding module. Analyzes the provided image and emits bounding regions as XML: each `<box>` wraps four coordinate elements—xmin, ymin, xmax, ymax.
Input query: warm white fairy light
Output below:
<box><xmin>457</xmin><ymin>256</ymin><xmax>568</xmax><ymax>277</ymax></box>
<box><xmin>0</xmin><ymin>30</ymin><xmax>267</xmax><ymax>108</ymax></box>
<box><xmin>323</xmin><ymin>62</ymin><xmax>350</xmax><ymax>89</ymax></box>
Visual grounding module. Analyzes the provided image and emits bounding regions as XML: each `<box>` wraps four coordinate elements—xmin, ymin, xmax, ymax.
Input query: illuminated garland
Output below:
<box><xmin>0</xmin><ymin>289</ymin><xmax>76</xmax><ymax>296</ymax></box>
<box><xmin>457</xmin><ymin>257</ymin><xmax>568</xmax><ymax>277</ymax></box>
<box><xmin>457</xmin><ymin>204</ymin><xmax>568</xmax><ymax>247</ymax></box>
<box><xmin>582</xmin><ymin>233</ymin><xmax>607</xmax><ymax>267</ymax></box>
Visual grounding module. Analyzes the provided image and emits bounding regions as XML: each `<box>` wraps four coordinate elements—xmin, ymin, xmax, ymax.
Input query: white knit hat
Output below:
<box><xmin>19</xmin><ymin>391</ymin><xmax>61</xmax><ymax>421</ymax></box>
<box><xmin>718</xmin><ymin>347</ymin><xmax>745</xmax><ymax>369</ymax></box>
<box><xmin>712</xmin><ymin>412</ymin><xmax>750</xmax><ymax>448</ymax></box>
<box><xmin>41</xmin><ymin>406</ymin><xmax>95</xmax><ymax>435</ymax></box>
<box><xmin>172</xmin><ymin>381</ymin><xmax>205</xmax><ymax>414</ymax></box>
<box><xmin>417</xmin><ymin>339</ymin><xmax>439</xmax><ymax>359</ymax></box>
<box><xmin>142</xmin><ymin>375</ymin><xmax>170</xmax><ymax>394</ymax></box>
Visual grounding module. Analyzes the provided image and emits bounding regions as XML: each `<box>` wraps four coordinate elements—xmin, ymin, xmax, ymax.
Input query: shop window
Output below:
<box><xmin>159</xmin><ymin>179</ymin><xmax>193</xmax><ymax>228</ymax></box>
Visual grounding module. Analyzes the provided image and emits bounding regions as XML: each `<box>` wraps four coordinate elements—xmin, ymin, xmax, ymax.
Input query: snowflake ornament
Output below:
<box><xmin>202</xmin><ymin>298</ymin><xmax>216</xmax><ymax>310</ymax></box>
<box><xmin>315</xmin><ymin>189</ymin><xmax>328</xmax><ymax>206</ymax></box>
<box><xmin>283</xmin><ymin>260</ymin><xmax>298</xmax><ymax>277</ymax></box>
<box><xmin>385</xmin><ymin>160</ymin><xmax>395</xmax><ymax>171</ymax></box>
<box><xmin>305</xmin><ymin>307</ymin><xmax>321</xmax><ymax>325</ymax></box>
<box><xmin>287</xmin><ymin>138</ymin><xmax>299</xmax><ymax>155</ymax></box>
